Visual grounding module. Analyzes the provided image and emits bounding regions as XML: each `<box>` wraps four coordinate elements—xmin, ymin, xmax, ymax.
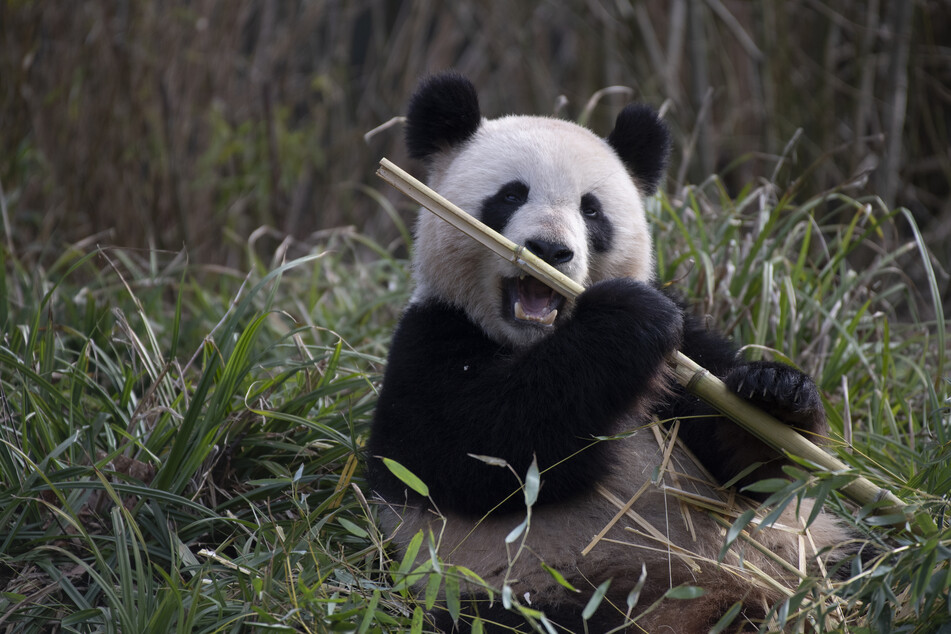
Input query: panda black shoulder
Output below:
<box><xmin>405</xmin><ymin>72</ymin><xmax>482</xmax><ymax>161</ymax></box>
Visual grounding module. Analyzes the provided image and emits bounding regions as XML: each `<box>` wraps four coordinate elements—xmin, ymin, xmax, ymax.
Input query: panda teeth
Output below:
<box><xmin>514</xmin><ymin>301</ymin><xmax>528</xmax><ymax>321</ymax></box>
<box><xmin>514</xmin><ymin>301</ymin><xmax>558</xmax><ymax>326</ymax></box>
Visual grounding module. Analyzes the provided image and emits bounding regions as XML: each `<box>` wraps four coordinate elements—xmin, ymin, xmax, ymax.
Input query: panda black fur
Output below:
<box><xmin>367</xmin><ymin>72</ymin><xmax>851</xmax><ymax>633</ymax></box>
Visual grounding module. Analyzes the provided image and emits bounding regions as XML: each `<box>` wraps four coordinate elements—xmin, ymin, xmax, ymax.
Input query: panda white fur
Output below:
<box><xmin>367</xmin><ymin>72</ymin><xmax>853</xmax><ymax>632</ymax></box>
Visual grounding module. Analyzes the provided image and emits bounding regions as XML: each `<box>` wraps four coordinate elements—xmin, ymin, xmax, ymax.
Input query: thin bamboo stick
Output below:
<box><xmin>376</xmin><ymin>157</ymin><xmax>915</xmax><ymax>527</ymax></box>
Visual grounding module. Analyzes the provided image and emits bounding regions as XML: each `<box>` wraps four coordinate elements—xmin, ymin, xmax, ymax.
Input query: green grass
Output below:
<box><xmin>652</xmin><ymin>179</ymin><xmax>950</xmax><ymax>632</ymax></box>
<box><xmin>0</xmin><ymin>231</ymin><xmax>411</xmax><ymax>632</ymax></box>
<box><xmin>0</xmin><ymin>176</ymin><xmax>949</xmax><ymax>632</ymax></box>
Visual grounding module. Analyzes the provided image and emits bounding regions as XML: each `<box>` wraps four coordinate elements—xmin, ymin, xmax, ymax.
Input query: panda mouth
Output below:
<box><xmin>504</xmin><ymin>275</ymin><xmax>565</xmax><ymax>327</ymax></box>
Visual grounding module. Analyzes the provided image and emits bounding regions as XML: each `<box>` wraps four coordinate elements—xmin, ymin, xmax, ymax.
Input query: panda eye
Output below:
<box><xmin>481</xmin><ymin>181</ymin><xmax>529</xmax><ymax>233</ymax></box>
<box><xmin>500</xmin><ymin>182</ymin><xmax>529</xmax><ymax>205</ymax></box>
<box><xmin>581</xmin><ymin>193</ymin><xmax>602</xmax><ymax>219</ymax></box>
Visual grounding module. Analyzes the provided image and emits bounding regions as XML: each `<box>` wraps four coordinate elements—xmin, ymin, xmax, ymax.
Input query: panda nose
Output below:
<box><xmin>525</xmin><ymin>239</ymin><xmax>574</xmax><ymax>266</ymax></box>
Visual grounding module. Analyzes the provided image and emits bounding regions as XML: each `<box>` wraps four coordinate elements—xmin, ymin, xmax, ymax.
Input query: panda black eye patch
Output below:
<box><xmin>581</xmin><ymin>193</ymin><xmax>613</xmax><ymax>253</ymax></box>
<box><xmin>480</xmin><ymin>181</ymin><xmax>529</xmax><ymax>234</ymax></box>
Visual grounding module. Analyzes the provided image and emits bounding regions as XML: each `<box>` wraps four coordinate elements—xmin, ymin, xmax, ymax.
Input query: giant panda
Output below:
<box><xmin>367</xmin><ymin>72</ymin><xmax>852</xmax><ymax>633</ymax></box>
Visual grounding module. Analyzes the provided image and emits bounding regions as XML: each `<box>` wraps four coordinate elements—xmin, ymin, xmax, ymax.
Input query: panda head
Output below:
<box><xmin>405</xmin><ymin>72</ymin><xmax>671</xmax><ymax>348</ymax></box>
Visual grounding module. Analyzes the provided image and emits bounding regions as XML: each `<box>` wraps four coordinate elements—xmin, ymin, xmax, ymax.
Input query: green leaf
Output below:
<box><xmin>719</xmin><ymin>509</ymin><xmax>756</xmax><ymax>563</ymax></box>
<box><xmin>779</xmin><ymin>465</ymin><xmax>812</xmax><ymax>481</ymax></box>
<box><xmin>424</xmin><ymin>572</ymin><xmax>442</xmax><ymax>610</ymax></box>
<box><xmin>61</xmin><ymin>609</ymin><xmax>106</xmax><ymax>626</ymax></box>
<box><xmin>356</xmin><ymin>589</ymin><xmax>380</xmax><ymax>634</ymax></box>
<box><xmin>915</xmin><ymin>511</ymin><xmax>939</xmax><ymax>536</ymax></box>
<box><xmin>626</xmin><ymin>564</ymin><xmax>647</xmax><ymax>614</ymax></box>
<box><xmin>382</xmin><ymin>457</ymin><xmax>430</xmax><ymax>497</ymax></box>
<box><xmin>806</xmin><ymin>481</ymin><xmax>832</xmax><ymax>527</ymax></box>
<box><xmin>742</xmin><ymin>478</ymin><xmax>790</xmax><ymax>493</ymax></box>
<box><xmin>505</xmin><ymin>516</ymin><xmax>528</xmax><ymax>544</ymax></box>
<box><xmin>468</xmin><ymin>453</ymin><xmax>510</xmax><ymax>468</ymax></box>
<box><xmin>709</xmin><ymin>601</ymin><xmax>743</xmax><ymax>633</ymax></box>
<box><xmin>456</xmin><ymin>566</ymin><xmax>492</xmax><ymax>604</ymax></box>
<box><xmin>759</xmin><ymin>494</ymin><xmax>795</xmax><ymax>529</ymax></box>
<box><xmin>664</xmin><ymin>585</ymin><xmax>706</xmax><ymax>600</ymax></box>
<box><xmin>524</xmin><ymin>456</ymin><xmax>540</xmax><ymax>507</ymax></box>
<box><xmin>541</xmin><ymin>563</ymin><xmax>579</xmax><ymax>592</ymax></box>
<box><xmin>582</xmin><ymin>579</ymin><xmax>611</xmax><ymax>621</ymax></box>
<box><xmin>862</xmin><ymin>513</ymin><xmax>908</xmax><ymax>527</ymax></box>
<box><xmin>445</xmin><ymin>570</ymin><xmax>461</xmax><ymax>623</ymax></box>
<box><xmin>398</xmin><ymin>531</ymin><xmax>425</xmax><ymax>578</ymax></box>
<box><xmin>719</xmin><ymin>461</ymin><xmax>764</xmax><ymax>489</ymax></box>
<box><xmin>411</xmin><ymin>607</ymin><xmax>424</xmax><ymax>634</ymax></box>
<box><xmin>337</xmin><ymin>517</ymin><xmax>368</xmax><ymax>539</ymax></box>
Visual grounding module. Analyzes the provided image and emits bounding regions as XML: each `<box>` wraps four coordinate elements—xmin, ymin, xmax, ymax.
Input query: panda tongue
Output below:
<box><xmin>518</xmin><ymin>276</ymin><xmax>554</xmax><ymax>315</ymax></box>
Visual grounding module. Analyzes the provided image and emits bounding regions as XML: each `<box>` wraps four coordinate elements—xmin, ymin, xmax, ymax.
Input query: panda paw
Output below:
<box><xmin>724</xmin><ymin>361</ymin><xmax>827</xmax><ymax>436</ymax></box>
<box><xmin>574</xmin><ymin>279</ymin><xmax>683</xmax><ymax>356</ymax></box>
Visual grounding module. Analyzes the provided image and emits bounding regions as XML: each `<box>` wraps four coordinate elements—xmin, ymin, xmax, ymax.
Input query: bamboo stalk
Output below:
<box><xmin>376</xmin><ymin>157</ymin><xmax>915</xmax><ymax>527</ymax></box>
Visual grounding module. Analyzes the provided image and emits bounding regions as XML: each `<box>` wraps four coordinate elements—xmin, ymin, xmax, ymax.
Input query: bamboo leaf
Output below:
<box><xmin>626</xmin><ymin>564</ymin><xmax>647</xmax><ymax>614</ymax></box>
<box><xmin>541</xmin><ymin>563</ymin><xmax>579</xmax><ymax>592</ymax></box>
<box><xmin>664</xmin><ymin>585</ymin><xmax>706</xmax><ymax>600</ymax></box>
<box><xmin>582</xmin><ymin>579</ymin><xmax>611</xmax><ymax>621</ymax></box>
<box><xmin>338</xmin><ymin>517</ymin><xmax>369</xmax><ymax>539</ymax></box>
<box><xmin>411</xmin><ymin>607</ymin><xmax>424</xmax><ymax>634</ymax></box>
<box><xmin>445</xmin><ymin>570</ymin><xmax>461</xmax><ymax>623</ymax></box>
<box><xmin>709</xmin><ymin>601</ymin><xmax>743</xmax><ymax>633</ymax></box>
<box><xmin>424</xmin><ymin>572</ymin><xmax>442</xmax><ymax>610</ymax></box>
<box><xmin>719</xmin><ymin>509</ymin><xmax>757</xmax><ymax>563</ymax></box>
<box><xmin>742</xmin><ymin>478</ymin><xmax>790</xmax><ymax>493</ymax></box>
<box><xmin>505</xmin><ymin>516</ymin><xmax>528</xmax><ymax>544</ymax></box>
<box><xmin>524</xmin><ymin>456</ymin><xmax>540</xmax><ymax>507</ymax></box>
<box><xmin>381</xmin><ymin>458</ymin><xmax>430</xmax><ymax>497</ymax></box>
<box><xmin>398</xmin><ymin>530</ymin><xmax>424</xmax><ymax>578</ymax></box>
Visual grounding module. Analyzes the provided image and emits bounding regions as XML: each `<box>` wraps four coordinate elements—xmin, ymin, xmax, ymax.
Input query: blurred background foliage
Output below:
<box><xmin>1</xmin><ymin>0</ymin><xmax>949</xmax><ymax>305</ymax></box>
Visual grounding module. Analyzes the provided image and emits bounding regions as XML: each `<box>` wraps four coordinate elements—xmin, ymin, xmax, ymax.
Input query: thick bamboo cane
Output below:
<box><xmin>376</xmin><ymin>157</ymin><xmax>916</xmax><ymax>527</ymax></box>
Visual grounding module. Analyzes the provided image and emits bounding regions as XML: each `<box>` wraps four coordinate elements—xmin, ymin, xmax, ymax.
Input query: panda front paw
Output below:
<box><xmin>573</xmin><ymin>279</ymin><xmax>683</xmax><ymax>357</ymax></box>
<box><xmin>725</xmin><ymin>361</ymin><xmax>827</xmax><ymax>436</ymax></box>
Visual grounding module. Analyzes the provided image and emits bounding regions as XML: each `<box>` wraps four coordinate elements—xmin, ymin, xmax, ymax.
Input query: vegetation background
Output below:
<box><xmin>2</xmin><ymin>0</ymin><xmax>949</xmax><ymax>288</ymax></box>
<box><xmin>1</xmin><ymin>1</ymin><xmax>950</xmax><ymax>632</ymax></box>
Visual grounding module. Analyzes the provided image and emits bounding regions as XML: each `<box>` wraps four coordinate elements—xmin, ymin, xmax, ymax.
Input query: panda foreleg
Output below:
<box><xmin>368</xmin><ymin>278</ymin><xmax>684</xmax><ymax>516</ymax></box>
<box><xmin>717</xmin><ymin>360</ymin><xmax>828</xmax><ymax>485</ymax></box>
<box><xmin>451</xmin><ymin>277</ymin><xmax>686</xmax><ymax>507</ymax></box>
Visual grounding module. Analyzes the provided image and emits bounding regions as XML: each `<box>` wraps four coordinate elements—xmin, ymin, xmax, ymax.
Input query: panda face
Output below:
<box><xmin>406</xmin><ymin>73</ymin><xmax>669</xmax><ymax>349</ymax></box>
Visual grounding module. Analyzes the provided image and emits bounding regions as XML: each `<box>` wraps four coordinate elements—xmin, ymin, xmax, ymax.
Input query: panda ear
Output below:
<box><xmin>606</xmin><ymin>104</ymin><xmax>671</xmax><ymax>195</ymax></box>
<box><xmin>405</xmin><ymin>72</ymin><xmax>482</xmax><ymax>162</ymax></box>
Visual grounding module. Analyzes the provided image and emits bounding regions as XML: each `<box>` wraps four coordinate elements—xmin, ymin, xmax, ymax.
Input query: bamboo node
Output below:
<box><xmin>686</xmin><ymin>367</ymin><xmax>709</xmax><ymax>392</ymax></box>
<box><xmin>514</xmin><ymin>244</ymin><xmax>526</xmax><ymax>266</ymax></box>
